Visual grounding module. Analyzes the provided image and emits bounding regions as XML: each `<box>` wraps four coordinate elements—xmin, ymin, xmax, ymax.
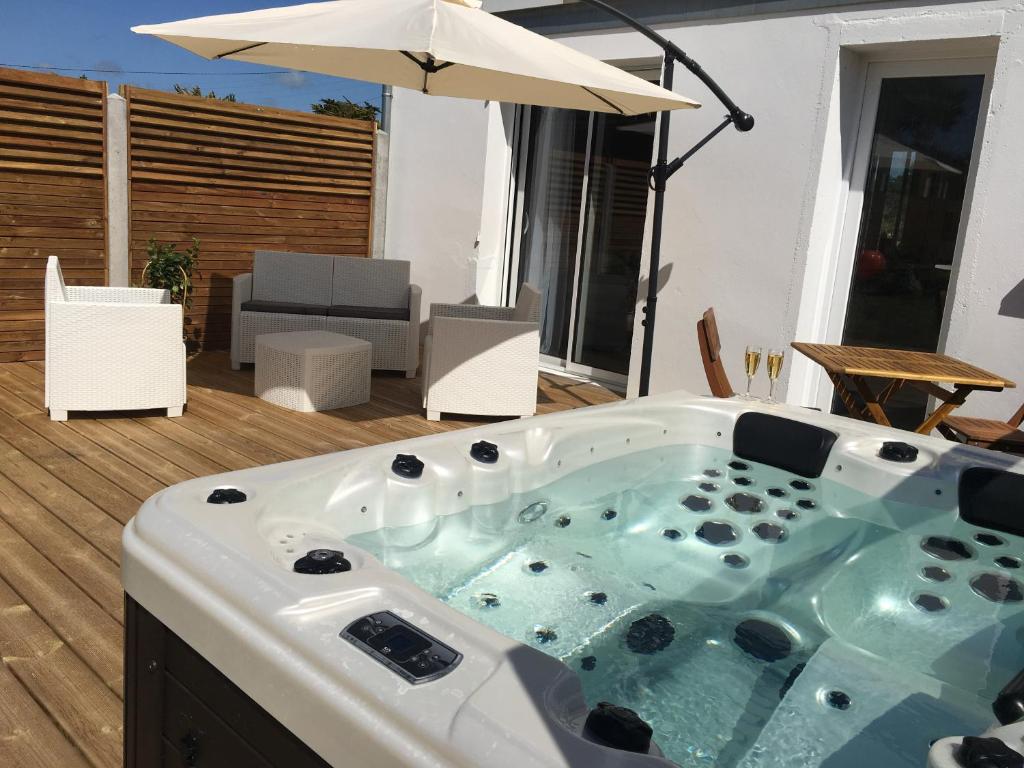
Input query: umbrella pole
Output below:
<box><xmin>639</xmin><ymin>52</ymin><xmax>674</xmax><ymax>397</ymax></box>
<box><xmin>576</xmin><ymin>0</ymin><xmax>754</xmax><ymax>396</ymax></box>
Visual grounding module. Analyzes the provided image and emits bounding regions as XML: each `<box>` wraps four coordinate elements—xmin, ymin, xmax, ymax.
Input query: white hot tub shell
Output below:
<box><xmin>121</xmin><ymin>390</ymin><xmax>1024</xmax><ymax>767</ymax></box>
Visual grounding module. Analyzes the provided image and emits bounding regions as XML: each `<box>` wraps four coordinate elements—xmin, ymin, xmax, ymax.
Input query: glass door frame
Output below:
<box><xmin>501</xmin><ymin>104</ymin><xmax>530</xmax><ymax>310</ymax></box>
<box><xmin>503</xmin><ymin>106</ymin><xmax>645</xmax><ymax>391</ymax></box>
<box><xmin>813</xmin><ymin>56</ymin><xmax>994</xmax><ymax>409</ymax></box>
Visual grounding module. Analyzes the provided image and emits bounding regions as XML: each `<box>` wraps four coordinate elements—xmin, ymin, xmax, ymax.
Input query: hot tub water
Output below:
<box><xmin>350</xmin><ymin>445</ymin><xmax>1020</xmax><ymax>767</ymax></box>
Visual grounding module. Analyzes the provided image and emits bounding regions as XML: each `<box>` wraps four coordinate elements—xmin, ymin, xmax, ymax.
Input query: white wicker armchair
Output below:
<box><xmin>44</xmin><ymin>256</ymin><xmax>186</xmax><ymax>421</ymax></box>
<box><xmin>421</xmin><ymin>284</ymin><xmax>542</xmax><ymax>420</ymax></box>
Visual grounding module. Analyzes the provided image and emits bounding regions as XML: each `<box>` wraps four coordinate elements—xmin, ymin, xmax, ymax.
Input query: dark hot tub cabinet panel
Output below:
<box><xmin>124</xmin><ymin>597</ymin><xmax>332</xmax><ymax>768</ymax></box>
<box><xmin>732</xmin><ymin>412</ymin><xmax>838</xmax><ymax>479</ymax></box>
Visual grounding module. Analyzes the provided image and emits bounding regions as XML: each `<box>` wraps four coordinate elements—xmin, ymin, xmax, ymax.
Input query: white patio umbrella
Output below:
<box><xmin>131</xmin><ymin>0</ymin><xmax>699</xmax><ymax>116</ymax></box>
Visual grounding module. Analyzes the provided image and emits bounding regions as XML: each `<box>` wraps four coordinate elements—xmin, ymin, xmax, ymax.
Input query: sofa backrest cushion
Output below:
<box><xmin>252</xmin><ymin>250</ymin><xmax>334</xmax><ymax>305</ymax></box>
<box><xmin>331</xmin><ymin>256</ymin><xmax>409</xmax><ymax>309</ymax></box>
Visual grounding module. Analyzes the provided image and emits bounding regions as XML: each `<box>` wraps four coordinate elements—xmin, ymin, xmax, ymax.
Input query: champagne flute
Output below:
<box><xmin>766</xmin><ymin>348</ymin><xmax>785</xmax><ymax>402</ymax></box>
<box><xmin>743</xmin><ymin>345</ymin><xmax>762</xmax><ymax>398</ymax></box>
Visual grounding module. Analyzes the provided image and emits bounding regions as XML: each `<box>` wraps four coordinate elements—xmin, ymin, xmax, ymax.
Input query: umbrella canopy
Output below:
<box><xmin>132</xmin><ymin>0</ymin><xmax>699</xmax><ymax>116</ymax></box>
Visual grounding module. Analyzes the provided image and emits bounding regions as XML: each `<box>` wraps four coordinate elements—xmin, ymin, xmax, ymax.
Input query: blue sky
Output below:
<box><xmin>1</xmin><ymin>0</ymin><xmax>382</xmax><ymax>112</ymax></box>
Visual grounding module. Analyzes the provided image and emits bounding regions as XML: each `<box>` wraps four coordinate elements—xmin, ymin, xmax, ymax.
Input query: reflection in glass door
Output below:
<box><xmin>514</xmin><ymin>108</ymin><xmax>589</xmax><ymax>362</ymax></box>
<box><xmin>511</xmin><ymin>104</ymin><xmax>656</xmax><ymax>383</ymax></box>
<box><xmin>833</xmin><ymin>65</ymin><xmax>986</xmax><ymax>427</ymax></box>
<box><xmin>574</xmin><ymin>112</ymin><xmax>655</xmax><ymax>374</ymax></box>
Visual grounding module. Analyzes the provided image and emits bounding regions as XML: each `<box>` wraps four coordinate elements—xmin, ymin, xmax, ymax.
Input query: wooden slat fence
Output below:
<box><xmin>123</xmin><ymin>86</ymin><xmax>376</xmax><ymax>350</ymax></box>
<box><xmin>0</xmin><ymin>67</ymin><xmax>107</xmax><ymax>362</ymax></box>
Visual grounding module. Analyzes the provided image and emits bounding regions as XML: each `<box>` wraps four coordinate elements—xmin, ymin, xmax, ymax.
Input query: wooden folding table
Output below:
<box><xmin>791</xmin><ymin>343</ymin><xmax>1016</xmax><ymax>435</ymax></box>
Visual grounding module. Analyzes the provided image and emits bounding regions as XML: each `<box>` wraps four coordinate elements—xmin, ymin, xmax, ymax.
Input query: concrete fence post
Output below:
<box><xmin>106</xmin><ymin>92</ymin><xmax>130</xmax><ymax>286</ymax></box>
<box><xmin>372</xmin><ymin>129</ymin><xmax>389</xmax><ymax>259</ymax></box>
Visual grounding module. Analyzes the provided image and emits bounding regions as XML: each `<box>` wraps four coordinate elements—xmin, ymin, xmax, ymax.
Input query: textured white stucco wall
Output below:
<box><xmin>384</xmin><ymin>90</ymin><xmax>493</xmax><ymax>320</ymax></box>
<box><xmin>563</xmin><ymin>19</ymin><xmax>832</xmax><ymax>403</ymax></box>
<box><xmin>936</xmin><ymin>10</ymin><xmax>1024</xmax><ymax>421</ymax></box>
<box><xmin>388</xmin><ymin>0</ymin><xmax>1024</xmax><ymax>419</ymax></box>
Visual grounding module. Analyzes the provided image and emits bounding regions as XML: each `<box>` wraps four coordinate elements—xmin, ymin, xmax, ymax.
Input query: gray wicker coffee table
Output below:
<box><xmin>255</xmin><ymin>330</ymin><xmax>371</xmax><ymax>412</ymax></box>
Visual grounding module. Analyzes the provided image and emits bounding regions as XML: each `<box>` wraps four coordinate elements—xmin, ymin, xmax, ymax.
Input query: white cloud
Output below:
<box><xmin>275</xmin><ymin>70</ymin><xmax>307</xmax><ymax>89</ymax></box>
<box><xmin>93</xmin><ymin>59</ymin><xmax>124</xmax><ymax>73</ymax></box>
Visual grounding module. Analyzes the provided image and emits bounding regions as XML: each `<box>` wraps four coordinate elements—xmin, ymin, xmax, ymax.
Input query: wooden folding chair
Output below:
<box><xmin>938</xmin><ymin>401</ymin><xmax>1024</xmax><ymax>455</ymax></box>
<box><xmin>697</xmin><ymin>307</ymin><xmax>733</xmax><ymax>398</ymax></box>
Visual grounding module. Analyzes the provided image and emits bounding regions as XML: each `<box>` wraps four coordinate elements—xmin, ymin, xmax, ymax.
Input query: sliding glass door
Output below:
<box><xmin>514</xmin><ymin>107</ymin><xmax>589</xmax><ymax>362</ymax></box>
<box><xmin>508</xmin><ymin>103</ymin><xmax>656</xmax><ymax>384</ymax></box>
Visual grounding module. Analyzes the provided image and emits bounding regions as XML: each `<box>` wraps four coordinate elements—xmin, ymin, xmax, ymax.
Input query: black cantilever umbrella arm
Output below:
<box><xmin>661</xmin><ymin>115</ymin><xmax>736</xmax><ymax>182</ymax></box>
<box><xmin>576</xmin><ymin>0</ymin><xmax>754</xmax><ymax>396</ymax></box>
<box><xmin>576</xmin><ymin>0</ymin><xmax>754</xmax><ymax>132</ymax></box>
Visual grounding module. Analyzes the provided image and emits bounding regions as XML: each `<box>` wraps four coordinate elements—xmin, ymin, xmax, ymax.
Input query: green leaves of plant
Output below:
<box><xmin>143</xmin><ymin>236</ymin><xmax>199</xmax><ymax>309</ymax></box>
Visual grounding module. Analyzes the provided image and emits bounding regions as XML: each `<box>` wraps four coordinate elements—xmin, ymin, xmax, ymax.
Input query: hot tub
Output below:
<box><xmin>121</xmin><ymin>391</ymin><xmax>1024</xmax><ymax>767</ymax></box>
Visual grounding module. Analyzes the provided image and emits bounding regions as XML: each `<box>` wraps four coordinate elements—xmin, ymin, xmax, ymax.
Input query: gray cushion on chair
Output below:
<box><xmin>241</xmin><ymin>300</ymin><xmax>329</xmax><ymax>316</ymax></box>
<box><xmin>328</xmin><ymin>304</ymin><xmax>410</xmax><ymax>321</ymax></box>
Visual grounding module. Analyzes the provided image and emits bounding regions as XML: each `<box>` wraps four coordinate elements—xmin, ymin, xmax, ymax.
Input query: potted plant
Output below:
<box><xmin>141</xmin><ymin>237</ymin><xmax>200</xmax><ymax>349</ymax></box>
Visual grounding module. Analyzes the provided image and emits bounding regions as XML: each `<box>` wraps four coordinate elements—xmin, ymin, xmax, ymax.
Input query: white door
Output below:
<box><xmin>815</xmin><ymin>57</ymin><xmax>992</xmax><ymax>426</ymax></box>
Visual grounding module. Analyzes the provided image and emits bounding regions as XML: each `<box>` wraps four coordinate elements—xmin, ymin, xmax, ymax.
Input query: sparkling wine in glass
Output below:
<box><xmin>743</xmin><ymin>345</ymin><xmax>762</xmax><ymax>397</ymax></box>
<box><xmin>766</xmin><ymin>348</ymin><xmax>785</xmax><ymax>402</ymax></box>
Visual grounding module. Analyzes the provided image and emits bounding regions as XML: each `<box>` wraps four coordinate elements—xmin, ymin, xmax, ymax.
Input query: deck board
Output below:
<box><xmin>0</xmin><ymin>575</ymin><xmax>122</xmax><ymax>768</ymax></box>
<box><xmin>0</xmin><ymin>514</ymin><xmax>124</xmax><ymax>696</ymax></box>
<box><xmin>0</xmin><ymin>647</ymin><xmax>93</xmax><ymax>768</ymax></box>
<box><xmin>0</xmin><ymin>351</ymin><xmax>620</xmax><ymax>767</ymax></box>
<box><xmin>0</xmin><ymin>387</ymin><xmax>167</xmax><ymax>499</ymax></box>
<box><xmin>0</xmin><ymin>472</ymin><xmax>122</xmax><ymax>617</ymax></box>
<box><xmin>0</xmin><ymin>407</ymin><xmax>143</xmax><ymax>523</ymax></box>
<box><xmin>0</xmin><ymin>433</ymin><xmax>125</xmax><ymax>562</ymax></box>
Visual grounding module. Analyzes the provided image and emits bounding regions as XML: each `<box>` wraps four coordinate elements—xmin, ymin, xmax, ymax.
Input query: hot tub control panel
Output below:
<box><xmin>341</xmin><ymin>611</ymin><xmax>462</xmax><ymax>684</ymax></box>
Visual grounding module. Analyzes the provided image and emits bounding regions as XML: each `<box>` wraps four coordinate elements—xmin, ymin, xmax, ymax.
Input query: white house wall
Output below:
<box><xmin>552</xmin><ymin>18</ymin><xmax>834</xmax><ymax>404</ymax></box>
<box><xmin>388</xmin><ymin>0</ymin><xmax>1024</xmax><ymax>419</ymax></box>
<box><xmin>937</xmin><ymin>10</ymin><xmax>1024</xmax><ymax>421</ymax></box>
<box><xmin>384</xmin><ymin>90</ymin><xmax>493</xmax><ymax>319</ymax></box>
<box><xmin>788</xmin><ymin>6</ymin><xmax>1013</xmax><ymax>418</ymax></box>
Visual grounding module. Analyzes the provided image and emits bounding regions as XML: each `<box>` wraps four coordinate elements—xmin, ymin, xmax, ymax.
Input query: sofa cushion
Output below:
<box><xmin>328</xmin><ymin>304</ymin><xmax>410</xmax><ymax>321</ymax></box>
<box><xmin>252</xmin><ymin>250</ymin><xmax>334</xmax><ymax>305</ymax></box>
<box><xmin>331</xmin><ymin>256</ymin><xmax>410</xmax><ymax>309</ymax></box>
<box><xmin>241</xmin><ymin>300</ymin><xmax>328</xmax><ymax>316</ymax></box>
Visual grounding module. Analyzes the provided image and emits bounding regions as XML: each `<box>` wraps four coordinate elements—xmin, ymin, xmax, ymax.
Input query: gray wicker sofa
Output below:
<box><xmin>230</xmin><ymin>251</ymin><xmax>421</xmax><ymax>376</ymax></box>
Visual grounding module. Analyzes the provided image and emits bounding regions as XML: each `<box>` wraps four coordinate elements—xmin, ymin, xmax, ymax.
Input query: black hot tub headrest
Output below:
<box><xmin>733</xmin><ymin>412</ymin><xmax>838</xmax><ymax>479</ymax></box>
<box><xmin>960</xmin><ymin>467</ymin><xmax>1024</xmax><ymax>538</ymax></box>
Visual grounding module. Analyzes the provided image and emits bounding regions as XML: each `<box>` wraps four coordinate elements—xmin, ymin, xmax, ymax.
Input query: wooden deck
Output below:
<box><xmin>0</xmin><ymin>352</ymin><xmax>619</xmax><ymax>768</ymax></box>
